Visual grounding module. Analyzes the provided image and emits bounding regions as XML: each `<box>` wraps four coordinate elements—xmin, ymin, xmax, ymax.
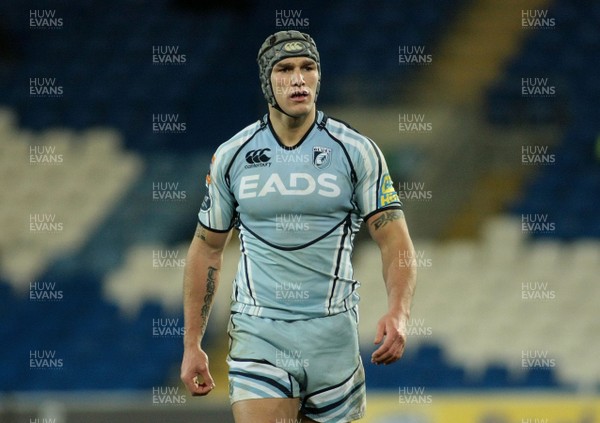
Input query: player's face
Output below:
<box><xmin>271</xmin><ymin>57</ymin><xmax>319</xmax><ymax>116</ymax></box>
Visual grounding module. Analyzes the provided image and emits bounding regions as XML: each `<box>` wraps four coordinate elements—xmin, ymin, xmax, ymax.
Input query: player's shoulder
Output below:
<box><xmin>321</xmin><ymin>113</ymin><xmax>380</xmax><ymax>155</ymax></box>
<box><xmin>213</xmin><ymin>118</ymin><xmax>267</xmax><ymax>162</ymax></box>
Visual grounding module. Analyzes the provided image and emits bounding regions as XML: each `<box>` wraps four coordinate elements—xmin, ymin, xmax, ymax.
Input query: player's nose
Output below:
<box><xmin>290</xmin><ymin>70</ymin><xmax>305</xmax><ymax>86</ymax></box>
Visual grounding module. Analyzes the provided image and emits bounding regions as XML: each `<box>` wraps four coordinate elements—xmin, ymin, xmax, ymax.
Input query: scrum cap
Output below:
<box><xmin>257</xmin><ymin>30</ymin><xmax>321</xmax><ymax>107</ymax></box>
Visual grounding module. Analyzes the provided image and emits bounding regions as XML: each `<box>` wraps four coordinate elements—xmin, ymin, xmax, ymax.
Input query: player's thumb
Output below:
<box><xmin>199</xmin><ymin>364</ymin><xmax>215</xmax><ymax>388</ymax></box>
<box><xmin>373</xmin><ymin>321</ymin><xmax>385</xmax><ymax>345</ymax></box>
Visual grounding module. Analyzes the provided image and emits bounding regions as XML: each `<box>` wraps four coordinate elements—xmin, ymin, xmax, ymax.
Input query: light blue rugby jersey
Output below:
<box><xmin>198</xmin><ymin>111</ymin><xmax>401</xmax><ymax>320</ymax></box>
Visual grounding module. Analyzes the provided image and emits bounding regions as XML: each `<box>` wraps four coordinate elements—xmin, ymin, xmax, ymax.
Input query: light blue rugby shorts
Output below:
<box><xmin>227</xmin><ymin>309</ymin><xmax>366</xmax><ymax>422</ymax></box>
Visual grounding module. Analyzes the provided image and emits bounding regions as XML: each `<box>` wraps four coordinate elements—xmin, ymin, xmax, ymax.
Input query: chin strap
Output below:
<box><xmin>272</xmin><ymin>101</ymin><xmax>298</xmax><ymax>118</ymax></box>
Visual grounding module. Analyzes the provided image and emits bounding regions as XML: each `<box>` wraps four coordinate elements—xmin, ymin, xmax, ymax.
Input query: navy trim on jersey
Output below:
<box><xmin>319</xmin><ymin>115</ymin><xmax>358</xmax><ymax>185</ymax></box>
<box><xmin>327</xmin><ymin>215</ymin><xmax>351</xmax><ymax>314</ymax></box>
<box><xmin>325</xmin><ymin>115</ymin><xmax>362</xmax><ymax>134</ymax></box>
<box><xmin>239</xmin><ymin>231</ymin><xmax>257</xmax><ymax>305</ymax></box>
<box><xmin>365</xmin><ymin>136</ymin><xmax>383</xmax><ymax>203</ymax></box>
<box><xmin>322</xmin><ymin>116</ymin><xmax>381</xmax><ymax>225</ymax></box>
<box><xmin>323</xmin><ymin>116</ymin><xmax>403</xmax><ymax>222</ymax></box>
<box><xmin>224</xmin><ymin>122</ymin><xmax>267</xmax><ymax>187</ymax></box>
<box><xmin>267</xmin><ymin>112</ymin><xmax>317</xmax><ymax>151</ymax></box>
<box><xmin>325</xmin><ymin>116</ymin><xmax>404</xmax><ymax>221</ymax></box>
<box><xmin>363</xmin><ymin>205</ymin><xmax>404</xmax><ymax>224</ymax></box>
<box><xmin>238</xmin><ymin>215</ymin><xmax>348</xmax><ymax>251</ymax></box>
<box><xmin>198</xmin><ymin>218</ymin><xmax>234</xmax><ymax>233</ymax></box>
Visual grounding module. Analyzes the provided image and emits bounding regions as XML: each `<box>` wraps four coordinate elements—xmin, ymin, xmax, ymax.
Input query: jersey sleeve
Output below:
<box><xmin>354</xmin><ymin>138</ymin><xmax>402</xmax><ymax>220</ymax></box>
<box><xmin>198</xmin><ymin>151</ymin><xmax>236</xmax><ymax>232</ymax></box>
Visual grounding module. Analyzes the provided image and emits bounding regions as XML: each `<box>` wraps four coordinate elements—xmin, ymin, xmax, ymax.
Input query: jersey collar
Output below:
<box><xmin>265</xmin><ymin>111</ymin><xmax>325</xmax><ymax>150</ymax></box>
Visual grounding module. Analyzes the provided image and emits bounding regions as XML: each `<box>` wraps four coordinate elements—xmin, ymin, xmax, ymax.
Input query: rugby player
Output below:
<box><xmin>181</xmin><ymin>30</ymin><xmax>417</xmax><ymax>423</ymax></box>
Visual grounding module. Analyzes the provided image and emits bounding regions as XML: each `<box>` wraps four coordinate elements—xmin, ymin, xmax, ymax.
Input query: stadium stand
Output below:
<box><xmin>357</xmin><ymin>216</ymin><xmax>600</xmax><ymax>391</ymax></box>
<box><xmin>486</xmin><ymin>2</ymin><xmax>600</xmax><ymax>240</ymax></box>
<box><xmin>0</xmin><ymin>0</ymin><xmax>597</xmax><ymax>397</ymax></box>
<box><xmin>0</xmin><ymin>108</ymin><xmax>142</xmax><ymax>287</ymax></box>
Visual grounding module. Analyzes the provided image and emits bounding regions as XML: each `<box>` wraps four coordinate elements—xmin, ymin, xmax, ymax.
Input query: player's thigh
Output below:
<box><xmin>232</xmin><ymin>397</ymin><xmax>300</xmax><ymax>423</ymax></box>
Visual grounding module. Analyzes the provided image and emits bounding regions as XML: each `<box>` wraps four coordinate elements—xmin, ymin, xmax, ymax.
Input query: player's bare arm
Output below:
<box><xmin>181</xmin><ymin>224</ymin><xmax>231</xmax><ymax>396</ymax></box>
<box><xmin>367</xmin><ymin>209</ymin><xmax>417</xmax><ymax>365</ymax></box>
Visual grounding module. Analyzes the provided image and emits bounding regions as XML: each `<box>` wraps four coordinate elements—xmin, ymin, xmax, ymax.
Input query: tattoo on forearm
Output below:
<box><xmin>200</xmin><ymin>266</ymin><xmax>217</xmax><ymax>335</ymax></box>
<box><xmin>195</xmin><ymin>225</ymin><xmax>207</xmax><ymax>241</ymax></box>
<box><xmin>373</xmin><ymin>210</ymin><xmax>404</xmax><ymax>230</ymax></box>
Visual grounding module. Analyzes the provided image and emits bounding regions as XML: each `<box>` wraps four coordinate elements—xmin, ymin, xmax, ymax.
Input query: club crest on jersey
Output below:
<box><xmin>312</xmin><ymin>146</ymin><xmax>331</xmax><ymax>169</ymax></box>
<box><xmin>379</xmin><ymin>173</ymin><xmax>399</xmax><ymax>206</ymax></box>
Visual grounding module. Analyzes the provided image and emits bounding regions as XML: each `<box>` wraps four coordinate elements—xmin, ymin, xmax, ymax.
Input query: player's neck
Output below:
<box><xmin>268</xmin><ymin>107</ymin><xmax>316</xmax><ymax>148</ymax></box>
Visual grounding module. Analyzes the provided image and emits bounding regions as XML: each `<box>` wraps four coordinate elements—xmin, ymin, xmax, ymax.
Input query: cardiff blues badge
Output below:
<box><xmin>313</xmin><ymin>146</ymin><xmax>332</xmax><ymax>169</ymax></box>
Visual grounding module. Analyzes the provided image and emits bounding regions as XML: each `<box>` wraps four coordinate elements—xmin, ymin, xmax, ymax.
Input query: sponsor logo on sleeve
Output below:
<box><xmin>200</xmin><ymin>193</ymin><xmax>212</xmax><ymax>212</ymax></box>
<box><xmin>200</xmin><ymin>156</ymin><xmax>215</xmax><ymax>212</ymax></box>
<box><xmin>379</xmin><ymin>173</ymin><xmax>400</xmax><ymax>206</ymax></box>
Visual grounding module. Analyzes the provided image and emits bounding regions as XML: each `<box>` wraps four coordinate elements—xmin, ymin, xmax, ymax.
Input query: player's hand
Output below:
<box><xmin>180</xmin><ymin>345</ymin><xmax>216</xmax><ymax>396</ymax></box>
<box><xmin>371</xmin><ymin>313</ymin><xmax>407</xmax><ymax>365</ymax></box>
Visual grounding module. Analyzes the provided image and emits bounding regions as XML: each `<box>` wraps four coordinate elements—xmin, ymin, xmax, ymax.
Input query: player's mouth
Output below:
<box><xmin>289</xmin><ymin>89</ymin><xmax>309</xmax><ymax>102</ymax></box>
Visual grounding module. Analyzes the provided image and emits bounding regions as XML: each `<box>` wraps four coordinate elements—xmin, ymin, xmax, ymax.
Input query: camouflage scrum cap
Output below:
<box><xmin>257</xmin><ymin>30</ymin><xmax>321</xmax><ymax>107</ymax></box>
